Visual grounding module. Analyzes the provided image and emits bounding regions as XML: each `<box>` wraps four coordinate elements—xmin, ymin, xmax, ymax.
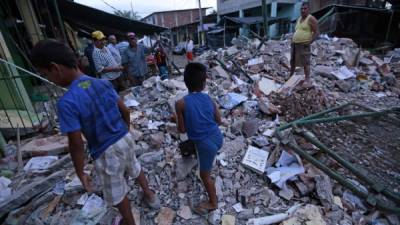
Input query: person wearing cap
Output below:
<box><xmin>122</xmin><ymin>32</ymin><xmax>150</xmax><ymax>86</ymax></box>
<box><xmin>107</xmin><ymin>35</ymin><xmax>122</xmax><ymax>65</ymax></box>
<box><xmin>91</xmin><ymin>31</ymin><xmax>124</xmax><ymax>91</ymax></box>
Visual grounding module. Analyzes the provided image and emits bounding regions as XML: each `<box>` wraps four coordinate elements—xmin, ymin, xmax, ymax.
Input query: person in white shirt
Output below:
<box><xmin>185</xmin><ymin>37</ymin><xmax>194</xmax><ymax>62</ymax></box>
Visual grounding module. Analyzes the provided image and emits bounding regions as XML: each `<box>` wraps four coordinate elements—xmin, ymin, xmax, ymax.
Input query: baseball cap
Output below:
<box><xmin>127</xmin><ymin>32</ymin><xmax>136</xmax><ymax>38</ymax></box>
<box><xmin>91</xmin><ymin>31</ymin><xmax>106</xmax><ymax>40</ymax></box>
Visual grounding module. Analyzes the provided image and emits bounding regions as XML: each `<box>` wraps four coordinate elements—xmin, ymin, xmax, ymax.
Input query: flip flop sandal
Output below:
<box><xmin>191</xmin><ymin>204</ymin><xmax>216</xmax><ymax>216</ymax></box>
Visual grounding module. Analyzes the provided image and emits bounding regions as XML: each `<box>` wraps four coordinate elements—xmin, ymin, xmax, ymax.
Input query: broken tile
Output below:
<box><xmin>155</xmin><ymin>207</ymin><xmax>176</xmax><ymax>225</ymax></box>
<box><xmin>177</xmin><ymin>205</ymin><xmax>192</xmax><ymax>220</ymax></box>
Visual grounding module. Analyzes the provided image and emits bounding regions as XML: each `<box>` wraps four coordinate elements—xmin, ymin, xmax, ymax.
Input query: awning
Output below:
<box><xmin>57</xmin><ymin>0</ymin><xmax>167</xmax><ymax>38</ymax></box>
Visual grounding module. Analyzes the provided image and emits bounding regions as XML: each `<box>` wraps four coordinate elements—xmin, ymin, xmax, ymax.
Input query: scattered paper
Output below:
<box><xmin>331</xmin><ymin>66</ymin><xmax>356</xmax><ymax>80</ymax></box>
<box><xmin>232</xmin><ymin>75</ymin><xmax>246</xmax><ymax>86</ymax></box>
<box><xmin>23</xmin><ymin>156</ymin><xmax>58</xmax><ymax>172</ymax></box>
<box><xmin>148</xmin><ymin>120</ymin><xmax>165</xmax><ymax>130</ymax></box>
<box><xmin>232</xmin><ymin>203</ymin><xmax>244</xmax><ymax>213</ymax></box>
<box><xmin>219</xmin><ymin>93</ymin><xmax>248</xmax><ymax>110</ymax></box>
<box><xmin>375</xmin><ymin>92</ymin><xmax>386</xmax><ymax>98</ymax></box>
<box><xmin>124</xmin><ymin>93</ymin><xmax>140</xmax><ymax>107</ymax></box>
<box><xmin>52</xmin><ymin>181</ymin><xmax>66</xmax><ymax>195</ymax></box>
<box><xmin>262</xmin><ymin>129</ymin><xmax>274</xmax><ymax>137</ymax></box>
<box><xmin>71</xmin><ymin>194</ymin><xmax>107</xmax><ymax>225</ymax></box>
<box><xmin>266</xmin><ymin>151</ymin><xmax>305</xmax><ymax>189</ymax></box>
<box><xmin>81</xmin><ymin>194</ymin><xmax>106</xmax><ymax>218</ymax></box>
<box><xmin>242</xmin><ymin>146</ymin><xmax>269</xmax><ymax>174</ymax></box>
<box><xmin>65</xmin><ymin>176</ymin><xmax>82</xmax><ymax>190</ymax></box>
<box><xmin>248</xmin><ymin>57</ymin><xmax>264</xmax><ymax>66</ymax></box>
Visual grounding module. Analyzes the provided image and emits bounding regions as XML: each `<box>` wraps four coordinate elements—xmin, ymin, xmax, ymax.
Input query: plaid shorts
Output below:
<box><xmin>94</xmin><ymin>132</ymin><xmax>141</xmax><ymax>206</ymax></box>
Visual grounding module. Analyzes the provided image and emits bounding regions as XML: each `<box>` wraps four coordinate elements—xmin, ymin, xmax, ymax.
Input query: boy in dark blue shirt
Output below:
<box><xmin>175</xmin><ymin>63</ymin><xmax>224</xmax><ymax>215</ymax></box>
<box><xmin>31</xmin><ymin>40</ymin><xmax>159</xmax><ymax>225</ymax></box>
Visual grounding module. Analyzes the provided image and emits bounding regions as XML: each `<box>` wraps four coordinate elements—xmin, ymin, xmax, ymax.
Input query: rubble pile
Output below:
<box><xmin>1</xmin><ymin>35</ymin><xmax>400</xmax><ymax>225</ymax></box>
<box><xmin>270</xmin><ymin>86</ymin><xmax>335</xmax><ymax>121</ymax></box>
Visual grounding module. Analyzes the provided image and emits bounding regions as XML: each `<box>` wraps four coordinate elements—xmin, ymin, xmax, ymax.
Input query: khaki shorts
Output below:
<box><xmin>291</xmin><ymin>43</ymin><xmax>311</xmax><ymax>68</ymax></box>
<box><xmin>94</xmin><ymin>132</ymin><xmax>141</xmax><ymax>206</ymax></box>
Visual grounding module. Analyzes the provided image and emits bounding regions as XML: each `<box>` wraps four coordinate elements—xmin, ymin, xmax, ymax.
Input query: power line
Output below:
<box><xmin>99</xmin><ymin>0</ymin><xmax>118</xmax><ymax>12</ymax></box>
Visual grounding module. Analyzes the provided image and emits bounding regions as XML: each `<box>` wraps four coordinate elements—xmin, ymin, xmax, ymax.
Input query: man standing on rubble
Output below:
<box><xmin>31</xmin><ymin>40</ymin><xmax>160</xmax><ymax>225</ymax></box>
<box><xmin>122</xmin><ymin>32</ymin><xmax>150</xmax><ymax>86</ymax></box>
<box><xmin>290</xmin><ymin>2</ymin><xmax>319</xmax><ymax>85</ymax></box>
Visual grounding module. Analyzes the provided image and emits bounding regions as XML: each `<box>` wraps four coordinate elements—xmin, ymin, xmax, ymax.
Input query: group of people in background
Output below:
<box><xmin>82</xmin><ymin>30</ymin><xmax>169</xmax><ymax>92</ymax></box>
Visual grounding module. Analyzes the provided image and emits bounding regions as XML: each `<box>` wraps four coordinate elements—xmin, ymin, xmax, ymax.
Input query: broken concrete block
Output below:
<box><xmin>279</xmin><ymin>187</ymin><xmax>294</xmax><ymax>201</ymax></box>
<box><xmin>20</xmin><ymin>135</ymin><xmax>68</xmax><ymax>158</ymax></box>
<box><xmin>360</xmin><ymin>57</ymin><xmax>374</xmax><ymax>65</ymax></box>
<box><xmin>279</xmin><ymin>75</ymin><xmax>304</xmax><ymax>93</ymax></box>
<box><xmin>220</xmin><ymin>136</ymin><xmax>246</xmax><ymax>155</ymax></box>
<box><xmin>0</xmin><ymin>170</ymin><xmax>68</xmax><ymax>217</ymax></box>
<box><xmin>241</xmin><ymin>146</ymin><xmax>269</xmax><ymax>174</ymax></box>
<box><xmin>242</xmin><ymin>119</ymin><xmax>261</xmax><ymax>138</ymax></box>
<box><xmin>333</xmin><ymin>196</ymin><xmax>344</xmax><ymax>209</ymax></box>
<box><xmin>335</xmin><ymin>79</ymin><xmax>353</xmax><ymax>92</ymax></box>
<box><xmin>258</xmin><ymin>78</ymin><xmax>279</xmax><ymax>96</ymax></box>
<box><xmin>138</xmin><ymin>150</ymin><xmax>164</xmax><ymax>164</ymax></box>
<box><xmin>155</xmin><ymin>207</ymin><xmax>176</xmax><ymax>225</ymax></box>
<box><xmin>149</xmin><ymin>132</ymin><xmax>164</xmax><ymax>149</ymax></box>
<box><xmin>175</xmin><ymin>156</ymin><xmax>197</xmax><ymax>181</ymax></box>
<box><xmin>314</xmin><ymin>65</ymin><xmax>335</xmax><ymax>79</ymax></box>
<box><xmin>258</xmin><ymin>99</ymin><xmax>281</xmax><ymax>115</ymax></box>
<box><xmin>213</xmin><ymin>65</ymin><xmax>230</xmax><ymax>79</ymax></box>
<box><xmin>177</xmin><ymin>205</ymin><xmax>192</xmax><ymax>220</ymax></box>
<box><xmin>315</xmin><ymin>175</ymin><xmax>334</xmax><ymax>209</ymax></box>
<box><xmin>222</xmin><ymin>215</ymin><xmax>235</xmax><ymax>225</ymax></box>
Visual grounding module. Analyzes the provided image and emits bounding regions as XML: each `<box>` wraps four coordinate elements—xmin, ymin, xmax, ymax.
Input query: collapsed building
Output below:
<box><xmin>1</xmin><ymin>31</ymin><xmax>400</xmax><ymax>224</ymax></box>
<box><xmin>1</xmin><ymin>0</ymin><xmax>400</xmax><ymax>225</ymax></box>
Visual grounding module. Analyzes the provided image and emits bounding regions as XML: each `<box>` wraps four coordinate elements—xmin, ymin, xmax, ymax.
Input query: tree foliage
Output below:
<box><xmin>114</xmin><ymin>10</ymin><xmax>141</xmax><ymax>20</ymax></box>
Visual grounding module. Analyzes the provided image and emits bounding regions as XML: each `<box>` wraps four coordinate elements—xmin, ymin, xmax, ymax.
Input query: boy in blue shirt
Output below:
<box><xmin>31</xmin><ymin>40</ymin><xmax>159</xmax><ymax>225</ymax></box>
<box><xmin>175</xmin><ymin>63</ymin><xmax>224</xmax><ymax>215</ymax></box>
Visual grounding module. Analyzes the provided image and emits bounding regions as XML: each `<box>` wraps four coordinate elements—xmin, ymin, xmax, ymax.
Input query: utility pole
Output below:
<box><xmin>198</xmin><ymin>0</ymin><xmax>204</xmax><ymax>45</ymax></box>
<box><xmin>261</xmin><ymin>0</ymin><xmax>268</xmax><ymax>38</ymax></box>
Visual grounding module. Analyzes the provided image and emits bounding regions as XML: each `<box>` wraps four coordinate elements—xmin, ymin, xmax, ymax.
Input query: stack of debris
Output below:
<box><xmin>1</xmin><ymin>35</ymin><xmax>399</xmax><ymax>225</ymax></box>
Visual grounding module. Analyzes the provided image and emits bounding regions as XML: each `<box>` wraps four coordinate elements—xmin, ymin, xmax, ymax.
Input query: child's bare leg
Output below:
<box><xmin>199</xmin><ymin>171</ymin><xmax>217</xmax><ymax>209</ymax></box>
<box><xmin>136</xmin><ymin>169</ymin><xmax>155</xmax><ymax>200</ymax></box>
<box><xmin>116</xmin><ymin>196</ymin><xmax>136</xmax><ymax>225</ymax></box>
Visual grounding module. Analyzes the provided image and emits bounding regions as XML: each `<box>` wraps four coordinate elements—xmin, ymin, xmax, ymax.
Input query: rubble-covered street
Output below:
<box><xmin>1</xmin><ymin>35</ymin><xmax>400</xmax><ymax>225</ymax></box>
